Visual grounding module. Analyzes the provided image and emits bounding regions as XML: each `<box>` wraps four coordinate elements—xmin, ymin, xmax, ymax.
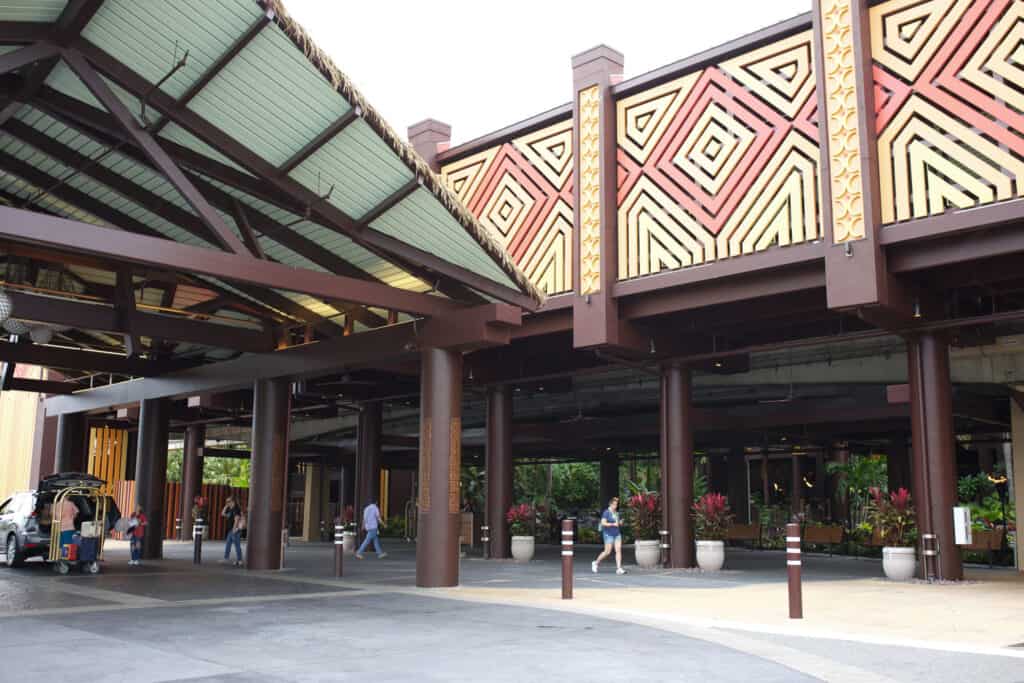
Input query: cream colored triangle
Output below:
<box><xmin>720</xmin><ymin>30</ymin><xmax>815</xmax><ymax>119</ymax></box>
<box><xmin>869</xmin><ymin>0</ymin><xmax>971</xmax><ymax>82</ymax></box>
<box><xmin>512</xmin><ymin>119</ymin><xmax>574</xmax><ymax>189</ymax></box>
<box><xmin>615</xmin><ymin>72</ymin><xmax>697</xmax><ymax>164</ymax></box>
<box><xmin>440</xmin><ymin>146</ymin><xmax>498</xmax><ymax>205</ymax></box>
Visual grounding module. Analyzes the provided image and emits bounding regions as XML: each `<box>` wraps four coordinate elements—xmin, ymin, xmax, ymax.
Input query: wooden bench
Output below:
<box><xmin>726</xmin><ymin>523</ymin><xmax>761</xmax><ymax>548</ymax></box>
<box><xmin>802</xmin><ymin>524</ymin><xmax>844</xmax><ymax>556</ymax></box>
<box><xmin>961</xmin><ymin>527</ymin><xmax>1005</xmax><ymax>567</ymax></box>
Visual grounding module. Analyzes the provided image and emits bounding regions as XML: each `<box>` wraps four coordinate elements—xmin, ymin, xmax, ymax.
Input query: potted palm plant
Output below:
<box><xmin>507</xmin><ymin>503</ymin><xmax>535</xmax><ymax>562</ymax></box>
<box><xmin>693</xmin><ymin>493</ymin><xmax>733</xmax><ymax>571</ymax></box>
<box><xmin>626</xmin><ymin>490</ymin><xmax>661</xmax><ymax>569</ymax></box>
<box><xmin>869</xmin><ymin>487</ymin><xmax>918</xmax><ymax>580</ymax></box>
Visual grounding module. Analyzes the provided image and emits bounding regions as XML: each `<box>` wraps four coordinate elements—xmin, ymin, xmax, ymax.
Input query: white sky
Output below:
<box><xmin>283</xmin><ymin>1</ymin><xmax>811</xmax><ymax>147</ymax></box>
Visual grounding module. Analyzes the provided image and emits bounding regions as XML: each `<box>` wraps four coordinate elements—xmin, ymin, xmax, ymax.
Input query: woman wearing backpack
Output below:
<box><xmin>226</xmin><ymin>506</ymin><xmax>245</xmax><ymax>567</ymax></box>
<box><xmin>591</xmin><ymin>496</ymin><xmax>626</xmax><ymax>575</ymax></box>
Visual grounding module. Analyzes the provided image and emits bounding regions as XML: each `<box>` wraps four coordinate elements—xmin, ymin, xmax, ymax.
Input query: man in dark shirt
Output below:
<box><xmin>222</xmin><ymin>496</ymin><xmax>241</xmax><ymax>562</ymax></box>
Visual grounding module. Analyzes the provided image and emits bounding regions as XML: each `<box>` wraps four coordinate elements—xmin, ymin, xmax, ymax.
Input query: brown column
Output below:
<box><xmin>485</xmin><ymin>384</ymin><xmax>512</xmax><ymax>559</ymax></box>
<box><xmin>247</xmin><ymin>378</ymin><xmax>290</xmax><ymax>570</ymax></box>
<box><xmin>134</xmin><ymin>398</ymin><xmax>169</xmax><ymax>560</ymax></box>
<box><xmin>355</xmin><ymin>402</ymin><xmax>382</xmax><ymax>532</ymax></box>
<box><xmin>1010</xmin><ymin>398</ymin><xmax>1024</xmax><ymax>573</ymax></box>
<box><xmin>600</xmin><ymin>452</ymin><xmax>619</xmax><ymax>506</ymax></box>
<box><xmin>301</xmin><ymin>462</ymin><xmax>323</xmax><ymax>542</ymax></box>
<box><xmin>887</xmin><ymin>434</ymin><xmax>911</xmax><ymax>493</ymax></box>
<box><xmin>791</xmin><ymin>453</ymin><xmax>803</xmax><ymax>518</ymax></box>
<box><xmin>830</xmin><ymin>444</ymin><xmax>850</xmax><ymax>524</ymax></box>
<box><xmin>908</xmin><ymin>333</ymin><xmax>961</xmax><ymax>581</ymax></box>
<box><xmin>661</xmin><ymin>363</ymin><xmax>694</xmax><ymax>568</ymax></box>
<box><xmin>726</xmin><ymin>450</ymin><xmax>748</xmax><ymax>523</ymax></box>
<box><xmin>53</xmin><ymin>412</ymin><xmax>86</xmax><ymax>473</ymax></box>
<box><xmin>180</xmin><ymin>424</ymin><xmax>205</xmax><ymax>539</ymax></box>
<box><xmin>417</xmin><ymin>347</ymin><xmax>462</xmax><ymax>587</ymax></box>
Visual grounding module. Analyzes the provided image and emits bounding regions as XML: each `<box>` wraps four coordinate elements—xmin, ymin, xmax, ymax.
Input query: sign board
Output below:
<box><xmin>953</xmin><ymin>506</ymin><xmax>972</xmax><ymax>545</ymax></box>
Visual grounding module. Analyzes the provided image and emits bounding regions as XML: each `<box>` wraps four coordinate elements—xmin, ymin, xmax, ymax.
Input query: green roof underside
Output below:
<box><xmin>0</xmin><ymin>0</ymin><xmax>531</xmax><ymax>346</ymax></box>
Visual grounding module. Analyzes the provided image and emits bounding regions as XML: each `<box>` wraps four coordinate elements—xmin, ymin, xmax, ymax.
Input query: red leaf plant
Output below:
<box><xmin>506</xmin><ymin>503</ymin><xmax>535</xmax><ymax>536</ymax></box>
<box><xmin>692</xmin><ymin>493</ymin><xmax>733</xmax><ymax>541</ymax></box>
<box><xmin>626</xmin><ymin>492</ymin><xmax>661</xmax><ymax>540</ymax></box>
<box><xmin>868</xmin><ymin>487</ymin><xmax>917</xmax><ymax>547</ymax></box>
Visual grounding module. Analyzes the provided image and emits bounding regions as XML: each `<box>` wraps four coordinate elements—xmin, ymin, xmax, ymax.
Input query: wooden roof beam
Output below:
<box><xmin>277</xmin><ymin>107</ymin><xmax>360</xmax><ymax>176</ymax></box>
<box><xmin>62</xmin><ymin>49</ymin><xmax>249</xmax><ymax>256</ymax></box>
<box><xmin>0</xmin><ymin>205</ymin><xmax>461</xmax><ymax>317</ymax></box>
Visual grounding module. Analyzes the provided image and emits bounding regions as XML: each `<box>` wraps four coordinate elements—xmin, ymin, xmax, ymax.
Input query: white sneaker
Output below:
<box><xmin>616</xmin><ymin>568</ymin><xmax>627</xmax><ymax>575</ymax></box>
<box><xmin>378</xmin><ymin>552</ymin><xmax>388</xmax><ymax>559</ymax></box>
<box><xmin>591</xmin><ymin>561</ymin><xmax>598</xmax><ymax>574</ymax></box>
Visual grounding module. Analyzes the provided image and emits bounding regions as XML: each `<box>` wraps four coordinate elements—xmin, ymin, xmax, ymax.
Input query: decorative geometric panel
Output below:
<box><xmin>873</xmin><ymin>0</ymin><xmax>1024</xmax><ymax>224</ymax></box>
<box><xmin>578</xmin><ymin>85</ymin><xmax>602</xmax><ymax>296</ymax></box>
<box><xmin>441</xmin><ymin>119</ymin><xmax>573</xmax><ymax>295</ymax></box>
<box><xmin>617</xmin><ymin>30</ymin><xmax>821</xmax><ymax>280</ymax></box>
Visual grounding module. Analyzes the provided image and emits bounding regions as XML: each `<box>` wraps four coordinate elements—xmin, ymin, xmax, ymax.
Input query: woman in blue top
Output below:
<box><xmin>592</xmin><ymin>496</ymin><xmax>626</xmax><ymax>575</ymax></box>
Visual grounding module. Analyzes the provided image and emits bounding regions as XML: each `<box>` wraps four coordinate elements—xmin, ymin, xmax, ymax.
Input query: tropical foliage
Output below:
<box><xmin>867</xmin><ymin>487</ymin><xmax>917</xmax><ymax>547</ymax></box>
<box><xmin>826</xmin><ymin>455</ymin><xmax>887</xmax><ymax>527</ymax></box>
<box><xmin>626</xmin><ymin>491</ymin><xmax>661</xmax><ymax>540</ymax></box>
<box><xmin>693</xmin><ymin>493</ymin><xmax>733</xmax><ymax>541</ymax></box>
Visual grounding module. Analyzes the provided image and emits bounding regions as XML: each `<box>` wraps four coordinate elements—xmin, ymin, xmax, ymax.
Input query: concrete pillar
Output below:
<box><xmin>54</xmin><ymin>412</ymin><xmax>86</xmax><ymax>473</ymax></box>
<box><xmin>134</xmin><ymin>398</ymin><xmax>169</xmax><ymax>560</ymax></box>
<box><xmin>726</xmin><ymin>450</ymin><xmax>748</xmax><ymax>523</ymax></box>
<box><xmin>1011</xmin><ymin>398</ymin><xmax>1023</xmax><ymax>573</ymax></box>
<box><xmin>300</xmin><ymin>462</ymin><xmax>323</xmax><ymax>542</ymax></box>
<box><xmin>599</xmin><ymin>453</ymin><xmax>620</xmax><ymax>506</ymax></box>
<box><xmin>908</xmin><ymin>333</ymin><xmax>962</xmax><ymax>581</ymax></box>
<box><xmin>417</xmin><ymin>347</ymin><xmax>462</xmax><ymax>587</ymax></box>
<box><xmin>180</xmin><ymin>424</ymin><xmax>205</xmax><ymax>540</ymax></box>
<box><xmin>887</xmin><ymin>434</ymin><xmax>911</xmax><ymax>493</ymax></box>
<box><xmin>661</xmin><ymin>363</ymin><xmax>695</xmax><ymax>568</ymax></box>
<box><xmin>485</xmin><ymin>384</ymin><xmax>513</xmax><ymax>559</ymax></box>
<box><xmin>247</xmin><ymin>378</ymin><xmax>290</xmax><ymax>570</ymax></box>
<box><xmin>355</xmin><ymin>402</ymin><xmax>382</xmax><ymax>532</ymax></box>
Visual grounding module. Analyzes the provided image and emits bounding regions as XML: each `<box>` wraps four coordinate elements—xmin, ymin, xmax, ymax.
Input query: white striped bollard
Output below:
<box><xmin>175</xmin><ymin>517</ymin><xmax>182</xmax><ymax>541</ymax></box>
<box><xmin>561</xmin><ymin>518</ymin><xmax>574</xmax><ymax>599</ymax></box>
<box><xmin>659</xmin><ymin>529</ymin><xmax>670</xmax><ymax>567</ymax></box>
<box><xmin>481</xmin><ymin>525</ymin><xmax>490</xmax><ymax>559</ymax></box>
<box><xmin>192</xmin><ymin>518</ymin><xmax>204</xmax><ymax>565</ymax></box>
<box><xmin>786</xmin><ymin>522</ymin><xmax>802</xmax><ymax>619</ymax></box>
<box><xmin>921</xmin><ymin>533</ymin><xmax>937</xmax><ymax>581</ymax></box>
<box><xmin>334</xmin><ymin>524</ymin><xmax>344</xmax><ymax>577</ymax></box>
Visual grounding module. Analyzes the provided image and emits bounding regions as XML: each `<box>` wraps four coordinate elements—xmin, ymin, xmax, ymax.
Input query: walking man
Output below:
<box><xmin>355</xmin><ymin>498</ymin><xmax>387</xmax><ymax>560</ymax></box>
<box><xmin>221</xmin><ymin>496</ymin><xmax>241</xmax><ymax>563</ymax></box>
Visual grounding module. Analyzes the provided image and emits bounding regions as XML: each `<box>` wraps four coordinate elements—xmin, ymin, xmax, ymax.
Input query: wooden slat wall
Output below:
<box><xmin>108</xmin><ymin>480</ymin><xmax>248</xmax><ymax>541</ymax></box>
<box><xmin>87</xmin><ymin>426</ymin><xmax>127</xmax><ymax>496</ymax></box>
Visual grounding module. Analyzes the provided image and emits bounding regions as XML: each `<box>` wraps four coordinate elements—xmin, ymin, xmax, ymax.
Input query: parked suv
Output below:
<box><xmin>0</xmin><ymin>473</ymin><xmax>119</xmax><ymax>568</ymax></box>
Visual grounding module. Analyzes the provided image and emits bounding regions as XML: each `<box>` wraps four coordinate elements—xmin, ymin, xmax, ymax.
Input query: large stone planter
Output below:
<box><xmin>696</xmin><ymin>539</ymin><xmax>726</xmax><ymax>571</ymax></box>
<box><xmin>342</xmin><ymin>530</ymin><xmax>356</xmax><ymax>555</ymax></box>
<box><xmin>882</xmin><ymin>546</ymin><xmax>916</xmax><ymax>581</ymax></box>
<box><xmin>634</xmin><ymin>539</ymin><xmax>661</xmax><ymax>569</ymax></box>
<box><xmin>511</xmin><ymin>535</ymin><xmax>535</xmax><ymax>562</ymax></box>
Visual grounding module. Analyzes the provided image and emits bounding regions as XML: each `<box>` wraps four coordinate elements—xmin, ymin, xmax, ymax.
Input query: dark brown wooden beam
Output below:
<box><xmin>62</xmin><ymin>49</ymin><xmax>249</xmax><ymax>255</ymax></box>
<box><xmin>0</xmin><ymin>205</ymin><xmax>460</xmax><ymax>317</ymax></box>
<box><xmin>0</xmin><ymin>42</ymin><xmax>60</xmax><ymax>76</ymax></box>
<box><xmin>45</xmin><ymin>322</ymin><xmax>423</xmax><ymax>415</ymax></box>
<box><xmin>114</xmin><ymin>269</ymin><xmax>141</xmax><ymax>357</ymax></box>
<box><xmin>7</xmin><ymin>289</ymin><xmax>273</xmax><ymax>353</ymax></box>
<box><xmin>0</xmin><ymin>22</ymin><xmax>54</xmax><ymax>44</ymax></box>
<box><xmin>358</xmin><ymin>177</ymin><xmax>420</xmax><ymax>226</ymax></box>
<box><xmin>7</xmin><ymin>377</ymin><xmax>80</xmax><ymax>394</ymax></box>
<box><xmin>277</xmin><ymin>107</ymin><xmax>360</xmax><ymax>176</ymax></box>
<box><xmin>0</xmin><ymin>340</ymin><xmax>193</xmax><ymax>375</ymax></box>
<box><xmin>231</xmin><ymin>199</ymin><xmax>266</xmax><ymax>260</ymax></box>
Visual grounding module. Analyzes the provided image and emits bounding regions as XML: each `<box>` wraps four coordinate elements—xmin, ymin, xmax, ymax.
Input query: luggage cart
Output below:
<box><xmin>48</xmin><ymin>483</ymin><xmax>108</xmax><ymax>575</ymax></box>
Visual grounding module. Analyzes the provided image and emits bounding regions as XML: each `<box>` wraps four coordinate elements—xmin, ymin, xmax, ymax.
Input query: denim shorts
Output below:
<box><xmin>603</xmin><ymin>533</ymin><xmax>620</xmax><ymax>545</ymax></box>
